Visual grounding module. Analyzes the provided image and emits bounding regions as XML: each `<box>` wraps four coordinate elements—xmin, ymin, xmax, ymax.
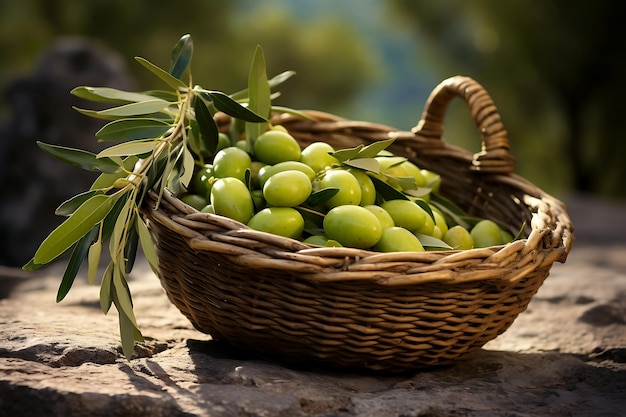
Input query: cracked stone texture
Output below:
<box><xmin>1</xmin><ymin>193</ymin><xmax>625</xmax><ymax>417</ymax></box>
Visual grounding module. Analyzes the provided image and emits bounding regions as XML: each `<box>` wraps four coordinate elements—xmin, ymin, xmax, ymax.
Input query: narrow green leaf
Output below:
<box><xmin>118</xmin><ymin>306</ymin><xmax>137</xmax><ymax>359</ymax></box>
<box><xmin>109</xmin><ymin>197</ymin><xmax>134</xmax><ymax>261</ymax></box>
<box><xmin>22</xmin><ymin>258</ymin><xmax>46</xmax><ymax>271</ymax></box>
<box><xmin>97</xmin><ymin>139</ymin><xmax>157</xmax><ymax>158</ymax></box>
<box><xmin>71</xmin><ymin>86</ymin><xmax>160</xmax><ymax>103</ymax></box>
<box><xmin>416</xmin><ymin>233</ymin><xmax>453</xmax><ymax>250</ymax></box>
<box><xmin>391</xmin><ymin>175</ymin><xmax>418</xmax><ymax>191</ymax></box>
<box><xmin>207</xmin><ymin>91</ymin><xmax>266</xmax><ymax>122</ymax></box>
<box><xmin>90</xmin><ymin>157</ymin><xmax>138</xmax><ymax>191</ymax></box>
<box><xmin>170</xmin><ymin>34</ymin><xmax>193</xmax><ymax>79</ymax></box>
<box><xmin>307</xmin><ymin>188</ymin><xmax>339</xmax><ymax>207</ymax></box>
<box><xmin>73</xmin><ymin>107</ymin><xmax>126</xmax><ymax>121</ymax></box>
<box><xmin>97</xmin><ymin>99</ymin><xmax>170</xmax><ymax>117</ymax></box>
<box><xmin>267</xmin><ymin>70</ymin><xmax>297</xmax><ymax>90</ymax></box>
<box><xmin>155</xmin><ymin>148</ymin><xmax>177</xmax><ymax>203</ymax></box>
<box><xmin>142</xmin><ymin>89</ymin><xmax>179</xmax><ymax>101</ymax></box>
<box><xmin>101</xmin><ymin>193</ymin><xmax>131</xmax><ymax>241</ymax></box>
<box><xmin>96</xmin><ymin>118</ymin><xmax>171</xmax><ymax>142</ymax></box>
<box><xmin>112</xmin><ymin>265</ymin><xmax>139</xmax><ymax>330</ymax></box>
<box><xmin>147</xmin><ymin>152</ymin><xmax>169</xmax><ymax>192</ymax></box>
<box><xmin>187</xmin><ymin>121</ymin><xmax>202</xmax><ymax>158</ymax></box>
<box><xmin>37</xmin><ymin>142</ymin><xmax>121</xmax><ymax>174</ymax></box>
<box><xmin>369</xmin><ymin>175</ymin><xmax>409</xmax><ymax>202</ymax></box>
<box><xmin>56</xmin><ymin>190</ymin><xmax>102</xmax><ymax>217</ymax></box>
<box><xmin>413</xmin><ymin>198</ymin><xmax>435</xmax><ymax>222</ymax></box>
<box><xmin>355</xmin><ymin>138</ymin><xmax>396</xmax><ymax>159</ymax></box>
<box><xmin>87</xmin><ymin>230</ymin><xmax>102</xmax><ymax>285</ymax></box>
<box><xmin>513</xmin><ymin>221</ymin><xmax>527</xmax><ymax>241</ymax></box>
<box><xmin>100</xmin><ymin>263</ymin><xmax>114</xmax><ymax>314</ymax></box>
<box><xmin>123</xmin><ymin>219</ymin><xmax>139</xmax><ymax>275</ymax></box>
<box><xmin>115</xmin><ymin>296</ymin><xmax>143</xmax><ymax>360</ymax></box>
<box><xmin>376</xmin><ymin>155</ymin><xmax>407</xmax><ymax>168</ymax></box>
<box><xmin>231</xmin><ymin>70</ymin><xmax>296</xmax><ymax>100</ymax></box>
<box><xmin>429</xmin><ymin>193</ymin><xmax>471</xmax><ymax>229</ymax></box>
<box><xmin>430</xmin><ymin>193</ymin><xmax>466</xmax><ymax>216</ymax></box>
<box><xmin>404</xmin><ymin>187</ymin><xmax>432</xmax><ymax>199</ymax></box>
<box><xmin>193</xmin><ymin>95</ymin><xmax>219</xmax><ymax>154</ymax></box>
<box><xmin>245</xmin><ymin>45</ymin><xmax>271</xmax><ymax>144</ymax></box>
<box><xmin>331</xmin><ymin>145</ymin><xmax>364</xmax><ymax>163</ymax></box>
<box><xmin>136</xmin><ymin>216</ymin><xmax>159</xmax><ymax>273</ymax></box>
<box><xmin>343</xmin><ymin>158</ymin><xmax>380</xmax><ymax>173</ymax></box>
<box><xmin>180</xmin><ymin>145</ymin><xmax>195</xmax><ymax>189</ymax></box>
<box><xmin>57</xmin><ymin>227</ymin><xmax>99</xmax><ymax>302</ymax></box>
<box><xmin>270</xmin><ymin>106</ymin><xmax>315</xmax><ymax>120</ymax></box>
<box><xmin>135</xmin><ymin>57</ymin><xmax>187</xmax><ymax>90</ymax></box>
<box><xmin>34</xmin><ymin>194</ymin><xmax>120</xmax><ymax>264</ymax></box>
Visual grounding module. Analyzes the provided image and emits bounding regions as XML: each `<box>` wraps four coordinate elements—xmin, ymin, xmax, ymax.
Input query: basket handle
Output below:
<box><xmin>412</xmin><ymin>76</ymin><xmax>515</xmax><ymax>174</ymax></box>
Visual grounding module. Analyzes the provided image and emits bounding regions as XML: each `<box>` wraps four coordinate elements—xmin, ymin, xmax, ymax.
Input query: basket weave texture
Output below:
<box><xmin>142</xmin><ymin>76</ymin><xmax>574</xmax><ymax>372</ymax></box>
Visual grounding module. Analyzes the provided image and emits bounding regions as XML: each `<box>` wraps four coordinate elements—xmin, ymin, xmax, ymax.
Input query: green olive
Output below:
<box><xmin>262</xmin><ymin>170</ymin><xmax>312</xmax><ymax>207</ymax></box>
<box><xmin>247</xmin><ymin>207</ymin><xmax>304</xmax><ymax>239</ymax></box>
<box><xmin>254</xmin><ymin>129</ymin><xmax>301</xmax><ymax>164</ymax></box>
<box><xmin>323</xmin><ymin>205</ymin><xmax>382</xmax><ymax>249</ymax></box>
<box><xmin>210</xmin><ymin>177</ymin><xmax>254</xmax><ymax>224</ymax></box>
<box><xmin>373</xmin><ymin>227</ymin><xmax>425</xmax><ymax>252</ymax></box>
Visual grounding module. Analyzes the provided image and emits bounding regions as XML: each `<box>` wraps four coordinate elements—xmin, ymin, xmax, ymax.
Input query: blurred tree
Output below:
<box><xmin>0</xmin><ymin>0</ymin><xmax>377</xmax><ymax>118</ymax></box>
<box><xmin>388</xmin><ymin>0</ymin><xmax>626</xmax><ymax>199</ymax></box>
<box><xmin>0</xmin><ymin>0</ymin><xmax>379</xmax><ymax>266</ymax></box>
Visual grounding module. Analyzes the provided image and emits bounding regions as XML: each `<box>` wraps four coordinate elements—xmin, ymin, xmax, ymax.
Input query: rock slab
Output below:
<box><xmin>1</xmin><ymin>195</ymin><xmax>625</xmax><ymax>417</ymax></box>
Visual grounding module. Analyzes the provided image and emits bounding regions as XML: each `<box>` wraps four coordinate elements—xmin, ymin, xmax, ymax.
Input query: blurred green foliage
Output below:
<box><xmin>1</xmin><ymin>0</ymin><xmax>624</xmax><ymax>199</ymax></box>
<box><xmin>389</xmin><ymin>0</ymin><xmax>626</xmax><ymax>199</ymax></box>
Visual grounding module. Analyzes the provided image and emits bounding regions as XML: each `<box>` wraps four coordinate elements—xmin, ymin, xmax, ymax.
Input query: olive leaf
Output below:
<box><xmin>245</xmin><ymin>45</ymin><xmax>271</xmax><ymax>146</ymax></box>
<box><xmin>37</xmin><ymin>142</ymin><xmax>121</xmax><ymax>174</ymax></box>
<box><xmin>369</xmin><ymin>175</ymin><xmax>409</xmax><ymax>202</ymax></box>
<box><xmin>135</xmin><ymin>56</ymin><xmax>187</xmax><ymax>90</ymax></box>
<box><xmin>179</xmin><ymin>145</ymin><xmax>195</xmax><ymax>189</ymax></box>
<box><xmin>87</xmin><ymin>230</ymin><xmax>102</xmax><ymax>284</ymax></box>
<box><xmin>90</xmin><ymin>156</ymin><xmax>139</xmax><ymax>191</ymax></box>
<box><xmin>99</xmin><ymin>263</ymin><xmax>114</xmax><ymax>314</ymax></box>
<box><xmin>136</xmin><ymin>215</ymin><xmax>158</xmax><ymax>273</ymax></box>
<box><xmin>413</xmin><ymin>198</ymin><xmax>435</xmax><ymax>222</ymax></box>
<box><xmin>354</xmin><ymin>138</ymin><xmax>396</xmax><ymax>159</ymax></box>
<box><xmin>101</xmin><ymin>194</ymin><xmax>132</xmax><ymax>241</ymax></box>
<box><xmin>230</xmin><ymin>70</ymin><xmax>296</xmax><ymax>100</ymax></box>
<box><xmin>416</xmin><ymin>233</ymin><xmax>453</xmax><ymax>250</ymax></box>
<box><xmin>202</xmin><ymin>90</ymin><xmax>266</xmax><ymax>122</ymax></box>
<box><xmin>170</xmin><ymin>33</ymin><xmax>193</xmax><ymax>79</ymax></box>
<box><xmin>96</xmin><ymin>99</ymin><xmax>171</xmax><ymax>117</ymax></box>
<box><xmin>123</xmin><ymin>224</ymin><xmax>140</xmax><ymax>274</ymax></box>
<box><xmin>96</xmin><ymin>139</ymin><xmax>157</xmax><ymax>158</ymax></box>
<box><xmin>33</xmin><ymin>193</ymin><xmax>122</xmax><ymax>265</ymax></box>
<box><xmin>307</xmin><ymin>188</ymin><xmax>339</xmax><ymax>207</ymax></box>
<box><xmin>56</xmin><ymin>190</ymin><xmax>103</xmax><ymax>216</ymax></box>
<box><xmin>342</xmin><ymin>158</ymin><xmax>380</xmax><ymax>173</ymax></box>
<box><xmin>404</xmin><ymin>187</ymin><xmax>432</xmax><ymax>199</ymax></box>
<box><xmin>331</xmin><ymin>145</ymin><xmax>364</xmax><ymax>163</ymax></box>
<box><xmin>56</xmin><ymin>226</ymin><xmax>99</xmax><ymax>302</ymax></box>
<box><xmin>193</xmin><ymin>94</ymin><xmax>219</xmax><ymax>154</ymax></box>
<box><xmin>269</xmin><ymin>106</ymin><xmax>315</xmax><ymax>120</ymax></box>
<box><xmin>96</xmin><ymin>118</ymin><xmax>172</xmax><ymax>142</ymax></box>
<box><xmin>71</xmin><ymin>86</ymin><xmax>159</xmax><ymax>103</ymax></box>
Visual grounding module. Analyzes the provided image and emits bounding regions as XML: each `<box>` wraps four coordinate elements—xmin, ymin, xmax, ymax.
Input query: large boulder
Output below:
<box><xmin>0</xmin><ymin>37</ymin><xmax>135</xmax><ymax>266</ymax></box>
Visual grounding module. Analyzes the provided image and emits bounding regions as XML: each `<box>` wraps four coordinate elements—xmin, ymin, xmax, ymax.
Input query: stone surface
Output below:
<box><xmin>1</xmin><ymin>194</ymin><xmax>625</xmax><ymax>416</ymax></box>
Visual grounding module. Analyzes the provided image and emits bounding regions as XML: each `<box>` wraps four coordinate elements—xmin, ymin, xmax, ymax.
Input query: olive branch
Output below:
<box><xmin>22</xmin><ymin>34</ymin><xmax>294</xmax><ymax>358</ymax></box>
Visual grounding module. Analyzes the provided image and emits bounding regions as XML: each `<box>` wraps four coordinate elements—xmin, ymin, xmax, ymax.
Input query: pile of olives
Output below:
<box><xmin>180</xmin><ymin>128</ymin><xmax>513</xmax><ymax>252</ymax></box>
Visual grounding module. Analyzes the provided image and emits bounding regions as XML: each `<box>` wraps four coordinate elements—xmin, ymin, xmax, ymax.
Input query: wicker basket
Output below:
<box><xmin>142</xmin><ymin>76</ymin><xmax>574</xmax><ymax>372</ymax></box>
